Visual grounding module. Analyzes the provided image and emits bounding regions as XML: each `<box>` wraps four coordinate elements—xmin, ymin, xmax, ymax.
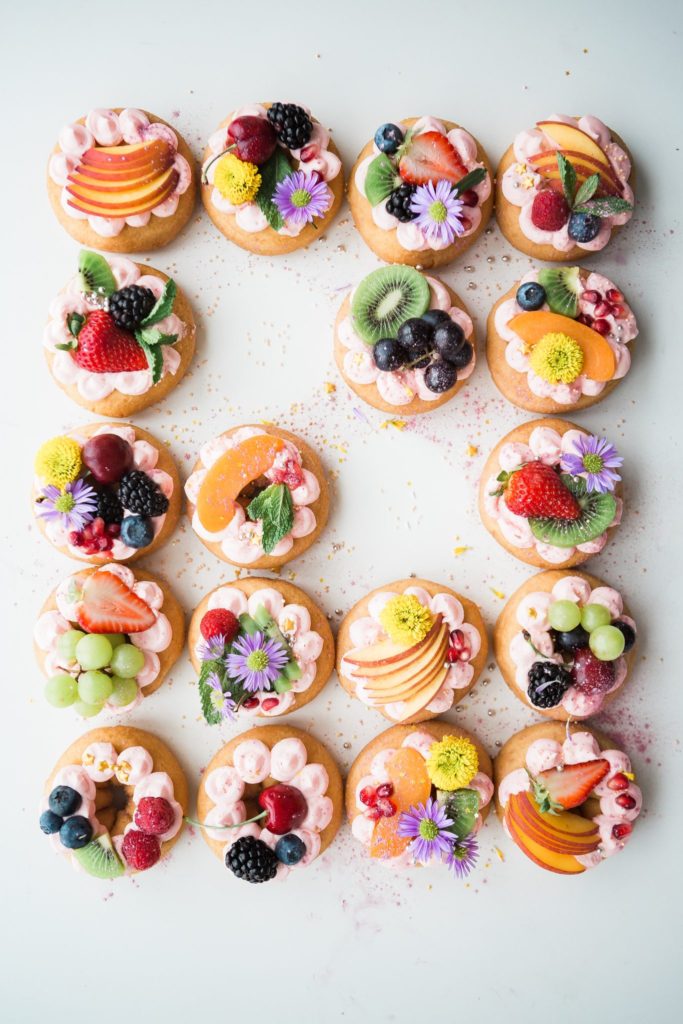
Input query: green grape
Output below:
<box><xmin>101</xmin><ymin>633</ymin><xmax>126</xmax><ymax>650</ymax></box>
<box><xmin>57</xmin><ymin>629</ymin><xmax>86</xmax><ymax>662</ymax></box>
<box><xmin>73</xmin><ymin>699</ymin><xmax>104</xmax><ymax>719</ymax></box>
<box><xmin>548</xmin><ymin>600</ymin><xmax>581</xmax><ymax>632</ymax></box>
<box><xmin>589</xmin><ymin>624</ymin><xmax>625</xmax><ymax>662</ymax></box>
<box><xmin>109</xmin><ymin>676</ymin><xmax>139</xmax><ymax>707</ymax></box>
<box><xmin>45</xmin><ymin>674</ymin><xmax>78</xmax><ymax>708</ymax></box>
<box><xmin>75</xmin><ymin>634</ymin><xmax>113</xmax><ymax>670</ymax></box>
<box><xmin>109</xmin><ymin>643</ymin><xmax>145</xmax><ymax>679</ymax></box>
<box><xmin>78</xmin><ymin>670</ymin><xmax>113</xmax><ymax>704</ymax></box>
<box><xmin>581</xmin><ymin>603</ymin><xmax>611</xmax><ymax>632</ymax></box>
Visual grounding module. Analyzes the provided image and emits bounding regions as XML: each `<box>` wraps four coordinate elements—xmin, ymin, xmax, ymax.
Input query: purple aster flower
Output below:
<box><xmin>273</xmin><ymin>170</ymin><xmax>332</xmax><ymax>226</ymax></box>
<box><xmin>561</xmin><ymin>434</ymin><xmax>623</xmax><ymax>494</ymax></box>
<box><xmin>226</xmin><ymin>631</ymin><xmax>289</xmax><ymax>693</ymax></box>
<box><xmin>197</xmin><ymin>634</ymin><xmax>226</xmax><ymax>662</ymax></box>
<box><xmin>35</xmin><ymin>479</ymin><xmax>97</xmax><ymax>530</ymax></box>
<box><xmin>206</xmin><ymin>672</ymin><xmax>237</xmax><ymax>722</ymax></box>
<box><xmin>443</xmin><ymin>833</ymin><xmax>479</xmax><ymax>879</ymax></box>
<box><xmin>397</xmin><ymin>797</ymin><xmax>454</xmax><ymax>863</ymax></box>
<box><xmin>409</xmin><ymin>180</ymin><xmax>466</xmax><ymax>245</ymax></box>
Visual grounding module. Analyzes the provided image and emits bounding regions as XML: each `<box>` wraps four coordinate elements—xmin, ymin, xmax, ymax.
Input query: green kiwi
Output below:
<box><xmin>351</xmin><ymin>266</ymin><xmax>430</xmax><ymax>344</ymax></box>
<box><xmin>364</xmin><ymin>154</ymin><xmax>400</xmax><ymax>206</ymax></box>
<box><xmin>537</xmin><ymin>266</ymin><xmax>581</xmax><ymax>318</ymax></box>
<box><xmin>530</xmin><ymin>474</ymin><xmax>617</xmax><ymax>548</ymax></box>
<box><xmin>72</xmin><ymin>832</ymin><xmax>125</xmax><ymax>879</ymax></box>
<box><xmin>78</xmin><ymin>250</ymin><xmax>117</xmax><ymax>297</ymax></box>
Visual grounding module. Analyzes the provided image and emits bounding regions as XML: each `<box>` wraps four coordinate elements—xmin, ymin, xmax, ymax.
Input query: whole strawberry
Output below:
<box><xmin>503</xmin><ymin>461</ymin><xmax>581</xmax><ymax>520</ymax></box>
<box><xmin>72</xmin><ymin>310</ymin><xmax>147</xmax><ymax>374</ymax></box>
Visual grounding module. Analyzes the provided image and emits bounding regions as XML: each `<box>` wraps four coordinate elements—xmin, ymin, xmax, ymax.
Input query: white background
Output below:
<box><xmin>2</xmin><ymin>1</ymin><xmax>682</xmax><ymax>1020</ymax></box>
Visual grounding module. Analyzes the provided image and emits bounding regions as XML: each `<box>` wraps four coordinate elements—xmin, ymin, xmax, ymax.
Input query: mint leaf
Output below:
<box><xmin>573</xmin><ymin>173</ymin><xmax>600</xmax><ymax>208</ymax></box>
<box><xmin>136</xmin><ymin>326</ymin><xmax>178</xmax><ymax>348</ymax></box>
<box><xmin>454</xmin><ymin>167</ymin><xmax>487</xmax><ymax>195</ymax></box>
<box><xmin>365</xmin><ymin>154</ymin><xmax>400</xmax><ymax>206</ymax></box>
<box><xmin>67</xmin><ymin>312</ymin><xmax>85</xmax><ymax>338</ymax></box>
<box><xmin>198</xmin><ymin>660</ymin><xmax>226</xmax><ymax>725</ymax></box>
<box><xmin>255</xmin><ymin>148</ymin><xmax>292</xmax><ymax>231</ymax></box>
<box><xmin>556</xmin><ymin>153</ymin><xmax>577</xmax><ymax>207</ymax></box>
<box><xmin>140</xmin><ymin>280</ymin><xmax>176</xmax><ymax>327</ymax></box>
<box><xmin>137</xmin><ymin>340</ymin><xmax>164</xmax><ymax>384</ymax></box>
<box><xmin>444</xmin><ymin>789</ymin><xmax>480</xmax><ymax>839</ymax></box>
<box><xmin>573</xmin><ymin>196</ymin><xmax>633</xmax><ymax>217</ymax></box>
<box><xmin>247</xmin><ymin>483</ymin><xmax>294</xmax><ymax>554</ymax></box>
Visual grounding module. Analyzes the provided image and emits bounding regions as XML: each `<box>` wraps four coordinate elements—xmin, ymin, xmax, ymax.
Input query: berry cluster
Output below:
<box><xmin>577</xmin><ymin>286</ymin><xmax>626</xmax><ymax>335</ymax></box>
<box><xmin>373</xmin><ymin>309</ymin><xmax>473</xmax><ymax>394</ymax></box>
<box><xmin>267</xmin><ymin>103</ymin><xmax>312</xmax><ymax>151</ymax></box>
<box><xmin>224</xmin><ymin>782</ymin><xmax>310</xmax><ymax>883</ymax></box>
<box><xmin>359</xmin><ymin>781</ymin><xmax>397</xmax><ymax>820</ymax></box>
<box><xmin>39</xmin><ymin>785</ymin><xmax>92</xmax><ymax>849</ymax></box>
<box><xmin>120</xmin><ymin>796</ymin><xmax>176</xmax><ymax>871</ymax></box>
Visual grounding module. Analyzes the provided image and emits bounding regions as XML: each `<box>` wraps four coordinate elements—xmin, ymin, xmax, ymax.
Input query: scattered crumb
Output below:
<box><xmin>381</xmin><ymin>419</ymin><xmax>407</xmax><ymax>431</ymax></box>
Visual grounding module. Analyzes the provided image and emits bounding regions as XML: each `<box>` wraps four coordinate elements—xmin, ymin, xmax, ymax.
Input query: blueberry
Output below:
<box><xmin>421</xmin><ymin>309</ymin><xmax>451</xmax><ymax>329</ymax></box>
<box><xmin>374</xmin><ymin>123</ymin><xmax>404</xmax><ymax>155</ymax></box>
<box><xmin>275</xmin><ymin>833</ymin><xmax>307</xmax><ymax>865</ymax></box>
<box><xmin>40</xmin><ymin>810</ymin><xmax>63</xmax><ymax>835</ymax></box>
<box><xmin>49</xmin><ymin>785</ymin><xmax>82</xmax><ymax>817</ymax></box>
<box><xmin>397</xmin><ymin>318</ymin><xmax>433</xmax><ymax>368</ymax></box>
<box><xmin>444</xmin><ymin>340</ymin><xmax>473</xmax><ymax>369</ymax></box>
<box><xmin>568</xmin><ymin>212</ymin><xmax>602</xmax><ymax>243</ymax></box>
<box><xmin>120</xmin><ymin>515</ymin><xmax>154</xmax><ymax>549</ymax></box>
<box><xmin>516</xmin><ymin>282</ymin><xmax>546</xmax><ymax>311</ymax></box>
<box><xmin>424</xmin><ymin>359</ymin><xmax>457</xmax><ymax>394</ymax></box>
<box><xmin>552</xmin><ymin>625</ymin><xmax>590</xmax><ymax>652</ymax></box>
<box><xmin>59</xmin><ymin>815</ymin><xmax>93</xmax><ymax>850</ymax></box>
<box><xmin>373</xmin><ymin>338</ymin><xmax>408</xmax><ymax>372</ymax></box>
<box><xmin>432</xmin><ymin>321</ymin><xmax>465</xmax><ymax>363</ymax></box>
<box><xmin>613</xmin><ymin>620</ymin><xmax>636</xmax><ymax>653</ymax></box>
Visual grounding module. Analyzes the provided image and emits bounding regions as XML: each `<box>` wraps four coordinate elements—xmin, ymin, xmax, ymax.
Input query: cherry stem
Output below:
<box><xmin>201</xmin><ymin>144</ymin><xmax>236</xmax><ymax>184</ymax></box>
<box><xmin>184</xmin><ymin>810</ymin><xmax>268</xmax><ymax>831</ymax></box>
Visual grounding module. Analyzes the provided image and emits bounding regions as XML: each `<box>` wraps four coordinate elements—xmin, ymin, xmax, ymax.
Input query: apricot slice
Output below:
<box><xmin>196</xmin><ymin>434</ymin><xmax>285</xmax><ymax>533</ymax></box>
<box><xmin>508</xmin><ymin>310</ymin><xmax>616</xmax><ymax>382</ymax></box>
<box><xmin>370</xmin><ymin>747</ymin><xmax>431</xmax><ymax>859</ymax></box>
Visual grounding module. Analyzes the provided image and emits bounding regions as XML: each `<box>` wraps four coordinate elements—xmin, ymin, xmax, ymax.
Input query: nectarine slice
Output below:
<box><xmin>370</xmin><ymin>747</ymin><xmax>431</xmax><ymax>859</ymax></box>
<box><xmin>509</xmin><ymin>792</ymin><xmax>600</xmax><ymax>855</ymax></box>
<box><xmin>196</xmin><ymin>434</ymin><xmax>286</xmax><ymax>533</ymax></box>
<box><xmin>349</xmin><ymin>617</ymin><xmax>444</xmax><ymax>676</ymax></box>
<box><xmin>508</xmin><ymin>310</ymin><xmax>616</xmax><ymax>382</ymax></box>
<box><xmin>506</xmin><ymin>806</ymin><xmax>586</xmax><ymax>874</ymax></box>
<box><xmin>536</xmin><ymin>121</ymin><xmax>611</xmax><ymax>171</ymax></box>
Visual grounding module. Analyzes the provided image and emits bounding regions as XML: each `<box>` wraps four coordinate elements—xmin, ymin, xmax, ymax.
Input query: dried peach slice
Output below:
<box><xmin>370</xmin><ymin>747</ymin><xmax>431</xmax><ymax>859</ymax></box>
<box><xmin>508</xmin><ymin>310</ymin><xmax>616</xmax><ymax>381</ymax></box>
<box><xmin>196</xmin><ymin>434</ymin><xmax>285</xmax><ymax>533</ymax></box>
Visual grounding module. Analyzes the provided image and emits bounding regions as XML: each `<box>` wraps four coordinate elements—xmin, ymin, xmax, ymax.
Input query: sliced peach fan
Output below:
<box><xmin>66</xmin><ymin>140</ymin><xmax>179</xmax><ymax>219</ymax></box>
<box><xmin>532</xmin><ymin>121</ymin><xmax>621</xmax><ymax>195</ymax></box>
<box><xmin>370</xmin><ymin>747</ymin><xmax>431</xmax><ymax>859</ymax></box>
<box><xmin>505</xmin><ymin>791</ymin><xmax>599</xmax><ymax>875</ymax></box>
<box><xmin>508</xmin><ymin>310</ymin><xmax>616</xmax><ymax>381</ymax></box>
<box><xmin>196</xmin><ymin>434</ymin><xmax>286</xmax><ymax>533</ymax></box>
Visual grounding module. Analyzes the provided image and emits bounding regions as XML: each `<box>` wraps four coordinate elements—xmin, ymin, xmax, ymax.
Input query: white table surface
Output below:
<box><xmin>2</xmin><ymin>1</ymin><xmax>682</xmax><ymax>1020</ymax></box>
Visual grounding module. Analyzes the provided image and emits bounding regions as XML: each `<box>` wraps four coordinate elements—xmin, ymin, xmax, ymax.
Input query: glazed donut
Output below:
<box><xmin>494</xmin><ymin>722</ymin><xmax>642</xmax><ymax>875</ymax></box>
<box><xmin>39</xmin><ymin>726</ymin><xmax>188</xmax><ymax>878</ymax></box>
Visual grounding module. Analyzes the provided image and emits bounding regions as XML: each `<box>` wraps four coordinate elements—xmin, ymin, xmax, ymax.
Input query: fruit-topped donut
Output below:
<box><xmin>188</xmin><ymin>578</ymin><xmax>334</xmax><ymax>722</ymax></box>
<box><xmin>334</xmin><ymin>266</ymin><xmax>477</xmax><ymax>414</ymax></box>
<box><xmin>201</xmin><ymin>103</ymin><xmax>344</xmax><ymax>255</ymax></box>
<box><xmin>47</xmin><ymin>108</ymin><xmax>195</xmax><ymax>251</ymax></box>
<box><xmin>336</xmin><ymin>579</ymin><xmax>488</xmax><ymax>724</ymax></box>
<box><xmin>194</xmin><ymin>726</ymin><xmax>342</xmax><ymax>883</ymax></box>
<box><xmin>349</xmin><ymin>116</ymin><xmax>493</xmax><ymax>268</ymax></box>
<box><xmin>487</xmin><ymin>267</ymin><xmax>638</xmax><ymax>414</ymax></box>
<box><xmin>44</xmin><ymin>251</ymin><xmax>196</xmax><ymax>417</ymax></box>
<box><xmin>494</xmin><ymin>722</ymin><xmax>642</xmax><ymax>875</ymax></box>
<box><xmin>346</xmin><ymin>722</ymin><xmax>493</xmax><ymax>878</ymax></box>
<box><xmin>32</xmin><ymin>423</ymin><xmax>180</xmax><ymax>563</ymax></box>
<box><xmin>35</xmin><ymin>564</ymin><xmax>185</xmax><ymax>720</ymax></box>
<box><xmin>39</xmin><ymin>726</ymin><xmax>188</xmax><ymax>878</ymax></box>
<box><xmin>479</xmin><ymin>418</ymin><xmax>624</xmax><ymax>569</ymax></box>
<box><xmin>494</xmin><ymin>570</ymin><xmax>637</xmax><ymax>720</ymax></box>
<box><xmin>185</xmin><ymin>424</ymin><xmax>329</xmax><ymax>569</ymax></box>
<box><xmin>495</xmin><ymin>115</ymin><xmax>634</xmax><ymax>261</ymax></box>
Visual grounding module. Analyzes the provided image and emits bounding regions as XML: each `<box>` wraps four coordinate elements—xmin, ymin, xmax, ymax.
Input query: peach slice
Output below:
<box><xmin>196</xmin><ymin>434</ymin><xmax>286</xmax><ymax>534</ymax></box>
<box><xmin>348</xmin><ymin>617</ymin><xmax>444</xmax><ymax>677</ymax></box>
<box><xmin>370</xmin><ymin>747</ymin><xmax>431</xmax><ymax>859</ymax></box>
<box><xmin>363</xmin><ymin>625</ymin><xmax>448</xmax><ymax>693</ymax></box>
<box><xmin>509</xmin><ymin>792</ymin><xmax>599</xmax><ymax>854</ymax></box>
<box><xmin>508</xmin><ymin>310</ymin><xmax>616</xmax><ymax>382</ymax></box>
<box><xmin>395</xmin><ymin>665</ymin><xmax>449</xmax><ymax>721</ymax></box>
<box><xmin>529</xmin><ymin>151</ymin><xmax>621</xmax><ymax>197</ymax></box>
<box><xmin>80</xmin><ymin>140</ymin><xmax>171</xmax><ymax>168</ymax></box>
<box><xmin>536</xmin><ymin>121</ymin><xmax>611</xmax><ymax>172</ymax></box>
<box><xmin>506</xmin><ymin>807</ymin><xmax>586</xmax><ymax>874</ymax></box>
<box><xmin>66</xmin><ymin>170</ymin><xmax>179</xmax><ymax>218</ymax></box>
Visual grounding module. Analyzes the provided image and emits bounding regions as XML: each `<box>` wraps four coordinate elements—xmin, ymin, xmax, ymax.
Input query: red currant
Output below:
<box><xmin>359</xmin><ymin>786</ymin><xmax>377</xmax><ymax>807</ymax></box>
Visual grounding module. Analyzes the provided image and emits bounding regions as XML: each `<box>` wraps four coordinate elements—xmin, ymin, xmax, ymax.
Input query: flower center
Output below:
<box><xmin>582</xmin><ymin>453</ymin><xmax>604</xmax><ymax>474</ymax></box>
<box><xmin>291</xmin><ymin>188</ymin><xmax>312</xmax><ymax>209</ymax></box>
<box><xmin>246</xmin><ymin>649</ymin><xmax>269</xmax><ymax>671</ymax></box>
<box><xmin>428</xmin><ymin>200</ymin><xmax>448</xmax><ymax>223</ymax></box>
<box><xmin>419</xmin><ymin>818</ymin><xmax>439</xmax><ymax>841</ymax></box>
<box><xmin>54</xmin><ymin>493</ymin><xmax>75</xmax><ymax>514</ymax></box>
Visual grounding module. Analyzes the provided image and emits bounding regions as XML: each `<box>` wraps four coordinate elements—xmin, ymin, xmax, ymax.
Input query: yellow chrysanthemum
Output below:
<box><xmin>379</xmin><ymin>594</ymin><xmax>433</xmax><ymax>646</ymax></box>
<box><xmin>426</xmin><ymin>735</ymin><xmax>479</xmax><ymax>791</ymax></box>
<box><xmin>213</xmin><ymin>153</ymin><xmax>261</xmax><ymax>205</ymax></box>
<box><xmin>34</xmin><ymin>436</ymin><xmax>81</xmax><ymax>488</ymax></box>
<box><xmin>529</xmin><ymin>332</ymin><xmax>584</xmax><ymax>384</ymax></box>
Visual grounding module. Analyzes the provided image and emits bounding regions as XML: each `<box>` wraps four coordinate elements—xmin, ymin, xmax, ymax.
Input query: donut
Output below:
<box><xmin>34</xmin><ymin>563</ymin><xmax>185</xmax><ymax>719</ymax></box>
<box><xmin>185</xmin><ymin>424</ymin><xmax>329</xmax><ymax>569</ymax></box>
<box><xmin>478</xmin><ymin>417</ymin><xmax>624</xmax><ymax>569</ymax></box>
<box><xmin>348</xmin><ymin>116</ymin><xmax>493</xmax><ymax>268</ymax></box>
<box><xmin>494</xmin><ymin>722</ymin><xmax>642</xmax><ymax>874</ymax></box>
<box><xmin>494</xmin><ymin>569</ymin><xmax>637</xmax><ymax>720</ymax></box>
<box><xmin>334</xmin><ymin>268</ymin><xmax>477</xmax><ymax>414</ymax></box>
<box><xmin>201</xmin><ymin>102</ymin><xmax>343</xmax><ymax>255</ymax></box>
<box><xmin>196</xmin><ymin>725</ymin><xmax>343</xmax><ymax>883</ymax></box>
<box><xmin>346</xmin><ymin>721</ymin><xmax>493</xmax><ymax>877</ymax></box>
<box><xmin>39</xmin><ymin>726</ymin><xmax>188</xmax><ymax>878</ymax></box>
<box><xmin>47</xmin><ymin>107</ymin><xmax>196</xmax><ymax>252</ymax></box>
<box><xmin>336</xmin><ymin>578</ymin><xmax>488</xmax><ymax>725</ymax></box>
<box><xmin>495</xmin><ymin>114</ymin><xmax>634</xmax><ymax>262</ymax></box>
<box><xmin>43</xmin><ymin>250</ymin><xmax>196</xmax><ymax>417</ymax></box>
<box><xmin>487</xmin><ymin>266</ymin><xmax>638</xmax><ymax>414</ymax></box>
<box><xmin>188</xmin><ymin>577</ymin><xmax>334</xmax><ymax>721</ymax></box>
<box><xmin>32</xmin><ymin>422</ymin><xmax>181</xmax><ymax>564</ymax></box>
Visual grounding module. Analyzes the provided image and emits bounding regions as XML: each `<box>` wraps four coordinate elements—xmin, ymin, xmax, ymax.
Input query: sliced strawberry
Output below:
<box><xmin>533</xmin><ymin>758</ymin><xmax>610</xmax><ymax>812</ymax></box>
<box><xmin>73</xmin><ymin>310</ymin><xmax>148</xmax><ymax>375</ymax></box>
<box><xmin>398</xmin><ymin>131</ymin><xmax>468</xmax><ymax>186</ymax></box>
<box><xmin>503</xmin><ymin>461</ymin><xmax>581</xmax><ymax>520</ymax></box>
<box><xmin>76</xmin><ymin>571</ymin><xmax>156</xmax><ymax>634</ymax></box>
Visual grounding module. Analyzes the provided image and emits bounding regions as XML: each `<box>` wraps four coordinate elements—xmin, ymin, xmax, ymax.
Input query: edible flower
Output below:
<box><xmin>214</xmin><ymin>153</ymin><xmax>261</xmax><ymax>205</ymax></box>
<box><xmin>34</xmin><ymin>436</ymin><xmax>82</xmax><ymax>488</ymax></box>
<box><xmin>379</xmin><ymin>594</ymin><xmax>433</xmax><ymax>646</ymax></box>
<box><xmin>443</xmin><ymin>833</ymin><xmax>479</xmax><ymax>879</ymax></box>
<box><xmin>197</xmin><ymin>634</ymin><xmax>227</xmax><ymax>662</ymax></box>
<box><xmin>426</xmin><ymin>735</ymin><xmax>479</xmax><ymax>791</ymax></box>
<box><xmin>272</xmin><ymin>170</ymin><xmax>332</xmax><ymax>226</ymax></box>
<box><xmin>35</xmin><ymin>479</ymin><xmax>97</xmax><ymax>531</ymax></box>
<box><xmin>529</xmin><ymin>332</ymin><xmax>584</xmax><ymax>384</ymax></box>
<box><xmin>561</xmin><ymin>434</ymin><xmax>623</xmax><ymax>494</ymax></box>
<box><xmin>397</xmin><ymin>797</ymin><xmax>455</xmax><ymax>862</ymax></box>
<box><xmin>206</xmin><ymin>672</ymin><xmax>237</xmax><ymax>721</ymax></box>
<box><xmin>410</xmin><ymin>180</ymin><xmax>466</xmax><ymax>244</ymax></box>
<box><xmin>226</xmin><ymin>631</ymin><xmax>289</xmax><ymax>693</ymax></box>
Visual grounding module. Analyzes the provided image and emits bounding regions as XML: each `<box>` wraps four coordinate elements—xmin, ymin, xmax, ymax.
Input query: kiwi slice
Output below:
<box><xmin>351</xmin><ymin>266</ymin><xmax>430</xmax><ymax>344</ymax></box>
<box><xmin>72</xmin><ymin>832</ymin><xmax>125</xmax><ymax>879</ymax></box>
<box><xmin>365</xmin><ymin>154</ymin><xmax>400</xmax><ymax>206</ymax></box>
<box><xmin>78</xmin><ymin>250</ymin><xmax>116</xmax><ymax>297</ymax></box>
<box><xmin>537</xmin><ymin>267</ymin><xmax>581</xmax><ymax>318</ymax></box>
<box><xmin>530</xmin><ymin>474</ymin><xmax>617</xmax><ymax>548</ymax></box>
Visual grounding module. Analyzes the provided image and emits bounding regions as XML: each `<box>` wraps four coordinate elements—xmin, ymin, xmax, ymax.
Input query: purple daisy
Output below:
<box><xmin>397</xmin><ymin>797</ymin><xmax>454</xmax><ymax>863</ymax></box>
<box><xmin>197</xmin><ymin>634</ymin><xmax>227</xmax><ymax>662</ymax></box>
<box><xmin>35</xmin><ymin>479</ymin><xmax>97</xmax><ymax>530</ymax></box>
<box><xmin>206</xmin><ymin>672</ymin><xmax>237</xmax><ymax>722</ymax></box>
<box><xmin>273</xmin><ymin>170</ymin><xmax>332</xmax><ymax>226</ymax></box>
<box><xmin>443</xmin><ymin>833</ymin><xmax>479</xmax><ymax>879</ymax></box>
<box><xmin>226</xmin><ymin>631</ymin><xmax>289</xmax><ymax>693</ymax></box>
<box><xmin>409</xmin><ymin>180</ymin><xmax>466</xmax><ymax>245</ymax></box>
<box><xmin>561</xmin><ymin>434</ymin><xmax>623</xmax><ymax>493</ymax></box>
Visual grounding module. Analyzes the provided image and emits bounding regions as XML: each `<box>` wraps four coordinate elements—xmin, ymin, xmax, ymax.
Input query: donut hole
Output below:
<box><xmin>236</xmin><ymin>475</ymin><xmax>270</xmax><ymax>508</ymax></box>
<box><xmin>240</xmin><ymin>775</ymin><xmax>278</xmax><ymax>822</ymax></box>
<box><xmin>92</xmin><ymin>778</ymin><xmax>135</xmax><ymax>837</ymax></box>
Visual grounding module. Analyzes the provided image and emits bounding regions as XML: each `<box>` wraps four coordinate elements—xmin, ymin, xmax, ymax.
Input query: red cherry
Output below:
<box><xmin>459</xmin><ymin>189</ymin><xmax>479</xmax><ymax>208</ymax></box>
<box><xmin>460</xmin><ymin>216</ymin><xmax>472</xmax><ymax>231</ymax></box>
<box><xmin>616</xmin><ymin>793</ymin><xmax>637</xmax><ymax>810</ymax></box>
<box><xmin>607</xmin><ymin>772</ymin><xmax>630</xmax><ymax>791</ymax></box>
<box><xmin>261</xmin><ymin>697</ymin><xmax>279</xmax><ymax>712</ymax></box>
<box><xmin>258</xmin><ymin>784</ymin><xmax>308</xmax><ymax>835</ymax></box>
<box><xmin>582</xmin><ymin>289</ymin><xmax>601</xmax><ymax>304</ymax></box>
<box><xmin>376</xmin><ymin>782</ymin><xmax>394</xmax><ymax>798</ymax></box>
<box><xmin>612</xmin><ymin>822</ymin><xmax>632</xmax><ymax>841</ymax></box>
<box><xmin>82</xmin><ymin>433</ymin><xmax>133</xmax><ymax>484</ymax></box>
<box><xmin>592</xmin><ymin>318</ymin><xmax>611</xmax><ymax>335</ymax></box>
<box><xmin>376</xmin><ymin>797</ymin><xmax>397</xmax><ymax>818</ymax></box>
<box><xmin>606</xmin><ymin>288</ymin><xmax>623</xmax><ymax>303</ymax></box>
<box><xmin>359</xmin><ymin>786</ymin><xmax>378</xmax><ymax>807</ymax></box>
<box><xmin>227</xmin><ymin>116</ymin><xmax>277</xmax><ymax>165</ymax></box>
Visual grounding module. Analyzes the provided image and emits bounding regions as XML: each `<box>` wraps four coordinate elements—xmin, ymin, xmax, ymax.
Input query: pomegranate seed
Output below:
<box><xmin>97</xmin><ymin>537</ymin><xmax>110</xmax><ymax>551</ymax></box>
<box><xmin>592</xmin><ymin>318</ymin><xmax>611</xmax><ymax>335</ymax></box>
<box><xmin>376</xmin><ymin>797</ymin><xmax>396</xmax><ymax>818</ymax></box>
<box><xmin>616</xmin><ymin>793</ymin><xmax>637</xmax><ymax>810</ymax></box>
<box><xmin>367</xmin><ymin>807</ymin><xmax>382</xmax><ymax>821</ymax></box>
<box><xmin>447</xmin><ymin>629</ymin><xmax>471</xmax><ymax>662</ymax></box>
<box><xmin>460</xmin><ymin>216</ymin><xmax>472</xmax><ymax>231</ymax></box>
<box><xmin>68</xmin><ymin>531</ymin><xmax>82</xmax><ymax>545</ymax></box>
<box><xmin>576</xmin><ymin>313</ymin><xmax>594</xmax><ymax>326</ymax></box>
<box><xmin>607</xmin><ymin>772</ymin><xmax>629</xmax><ymax>791</ymax></box>
<box><xmin>612</xmin><ymin>822</ymin><xmax>632</xmax><ymax>840</ymax></box>
<box><xmin>459</xmin><ymin>189</ymin><xmax>479</xmax><ymax>207</ymax></box>
<box><xmin>376</xmin><ymin>782</ymin><xmax>394</xmax><ymax>798</ymax></box>
<box><xmin>243</xmin><ymin>697</ymin><xmax>259</xmax><ymax>709</ymax></box>
<box><xmin>92</xmin><ymin>517</ymin><xmax>104</xmax><ymax>537</ymax></box>
<box><xmin>594</xmin><ymin>300</ymin><xmax>612</xmax><ymax>318</ymax></box>
<box><xmin>109</xmin><ymin>523</ymin><xmax>120</xmax><ymax>537</ymax></box>
<box><xmin>582</xmin><ymin>289</ymin><xmax>601</xmax><ymax>304</ymax></box>
<box><xmin>359</xmin><ymin>786</ymin><xmax>377</xmax><ymax>807</ymax></box>
<box><xmin>299</xmin><ymin>143</ymin><xmax>319</xmax><ymax>161</ymax></box>
<box><xmin>261</xmin><ymin>697</ymin><xmax>279</xmax><ymax>711</ymax></box>
<box><xmin>607</xmin><ymin>288</ymin><xmax>623</xmax><ymax>302</ymax></box>
<box><xmin>610</xmin><ymin>304</ymin><xmax>625</xmax><ymax>319</ymax></box>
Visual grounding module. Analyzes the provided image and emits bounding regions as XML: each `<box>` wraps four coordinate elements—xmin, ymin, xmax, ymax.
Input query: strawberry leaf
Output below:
<box><xmin>453</xmin><ymin>167</ymin><xmax>487</xmax><ymax>195</ymax></box>
<box><xmin>247</xmin><ymin>483</ymin><xmax>294</xmax><ymax>554</ymax></box>
<box><xmin>140</xmin><ymin>280</ymin><xmax>176</xmax><ymax>327</ymax></box>
<box><xmin>573</xmin><ymin>173</ymin><xmax>600</xmax><ymax>208</ymax></box>
<box><xmin>556</xmin><ymin>153</ymin><xmax>577</xmax><ymax>207</ymax></box>
<box><xmin>255</xmin><ymin>148</ymin><xmax>292</xmax><ymax>231</ymax></box>
<box><xmin>573</xmin><ymin>196</ymin><xmax>633</xmax><ymax>217</ymax></box>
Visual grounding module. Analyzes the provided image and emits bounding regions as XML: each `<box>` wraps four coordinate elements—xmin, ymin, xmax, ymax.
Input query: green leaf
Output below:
<box><xmin>556</xmin><ymin>153</ymin><xmax>577</xmax><ymax>207</ymax></box>
<box><xmin>444</xmin><ymin>789</ymin><xmax>480</xmax><ymax>839</ymax></box>
<box><xmin>137</xmin><ymin>340</ymin><xmax>164</xmax><ymax>385</ymax></box>
<box><xmin>140</xmin><ymin>280</ymin><xmax>177</xmax><ymax>327</ymax></box>
<box><xmin>573</xmin><ymin>196</ymin><xmax>633</xmax><ymax>217</ymax></box>
<box><xmin>364</xmin><ymin>153</ymin><xmax>400</xmax><ymax>206</ymax></box>
<box><xmin>198</xmin><ymin>660</ymin><xmax>226</xmax><ymax>725</ymax></box>
<box><xmin>573</xmin><ymin>173</ymin><xmax>600</xmax><ymax>208</ymax></box>
<box><xmin>254</xmin><ymin>148</ymin><xmax>292</xmax><ymax>231</ymax></box>
<box><xmin>453</xmin><ymin>167</ymin><xmax>487</xmax><ymax>196</ymax></box>
<box><xmin>67</xmin><ymin>312</ymin><xmax>85</xmax><ymax>338</ymax></box>
<box><xmin>136</xmin><ymin>326</ymin><xmax>178</xmax><ymax>348</ymax></box>
<box><xmin>247</xmin><ymin>483</ymin><xmax>294</xmax><ymax>554</ymax></box>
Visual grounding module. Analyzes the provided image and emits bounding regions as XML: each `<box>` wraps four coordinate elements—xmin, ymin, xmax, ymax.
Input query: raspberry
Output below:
<box><xmin>133</xmin><ymin>797</ymin><xmax>175</xmax><ymax>836</ymax></box>
<box><xmin>530</xmin><ymin>189</ymin><xmax>570</xmax><ymax>231</ymax></box>
<box><xmin>200</xmin><ymin>608</ymin><xmax>240</xmax><ymax>643</ymax></box>
<box><xmin>121</xmin><ymin>829</ymin><xmax>161</xmax><ymax>871</ymax></box>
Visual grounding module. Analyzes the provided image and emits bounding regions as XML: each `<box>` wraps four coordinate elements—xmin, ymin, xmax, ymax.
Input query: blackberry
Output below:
<box><xmin>118</xmin><ymin>471</ymin><xmax>169</xmax><ymax>517</ymax></box>
<box><xmin>109</xmin><ymin>286</ymin><xmax>156</xmax><ymax>332</ymax></box>
<box><xmin>225</xmin><ymin>836</ymin><xmax>278</xmax><ymax>883</ymax></box>
<box><xmin>96</xmin><ymin>487</ymin><xmax>123</xmax><ymax>525</ymax></box>
<box><xmin>527</xmin><ymin>661</ymin><xmax>572</xmax><ymax>709</ymax></box>
<box><xmin>267</xmin><ymin>103</ymin><xmax>312</xmax><ymax>150</ymax></box>
<box><xmin>385</xmin><ymin>184</ymin><xmax>417</xmax><ymax>223</ymax></box>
